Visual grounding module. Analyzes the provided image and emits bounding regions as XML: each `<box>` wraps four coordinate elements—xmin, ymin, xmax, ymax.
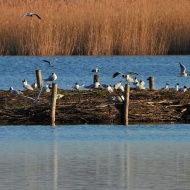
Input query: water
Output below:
<box><xmin>0</xmin><ymin>124</ymin><xmax>190</xmax><ymax>190</ymax></box>
<box><xmin>0</xmin><ymin>55</ymin><xmax>190</xmax><ymax>90</ymax></box>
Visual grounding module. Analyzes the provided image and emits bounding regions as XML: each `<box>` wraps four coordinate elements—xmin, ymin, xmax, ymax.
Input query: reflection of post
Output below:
<box><xmin>124</xmin><ymin>84</ymin><xmax>130</xmax><ymax>125</ymax></box>
<box><xmin>50</xmin><ymin>83</ymin><xmax>58</xmax><ymax>126</ymax></box>
<box><xmin>53</xmin><ymin>128</ymin><xmax>58</xmax><ymax>190</ymax></box>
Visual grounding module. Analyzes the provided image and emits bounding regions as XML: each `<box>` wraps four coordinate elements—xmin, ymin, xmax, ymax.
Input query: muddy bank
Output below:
<box><xmin>0</xmin><ymin>89</ymin><xmax>190</xmax><ymax>125</ymax></box>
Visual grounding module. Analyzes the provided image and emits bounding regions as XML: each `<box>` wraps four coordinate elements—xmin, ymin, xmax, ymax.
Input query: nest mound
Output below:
<box><xmin>0</xmin><ymin>89</ymin><xmax>190</xmax><ymax>125</ymax></box>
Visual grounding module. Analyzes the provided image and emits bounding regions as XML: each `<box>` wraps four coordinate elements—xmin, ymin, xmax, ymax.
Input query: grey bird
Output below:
<box><xmin>43</xmin><ymin>73</ymin><xmax>57</xmax><ymax>82</ymax></box>
<box><xmin>42</xmin><ymin>59</ymin><xmax>58</xmax><ymax>67</ymax></box>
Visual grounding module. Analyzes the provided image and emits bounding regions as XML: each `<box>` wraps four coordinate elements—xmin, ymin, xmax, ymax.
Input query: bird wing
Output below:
<box><xmin>43</xmin><ymin>60</ymin><xmax>51</xmax><ymax>64</ymax></box>
<box><xmin>20</xmin><ymin>13</ymin><xmax>27</xmax><ymax>19</ymax></box>
<box><xmin>179</xmin><ymin>62</ymin><xmax>186</xmax><ymax>73</ymax></box>
<box><xmin>112</xmin><ymin>72</ymin><xmax>123</xmax><ymax>78</ymax></box>
<box><xmin>127</xmin><ymin>72</ymin><xmax>143</xmax><ymax>77</ymax></box>
<box><xmin>33</xmin><ymin>13</ymin><xmax>42</xmax><ymax>20</ymax></box>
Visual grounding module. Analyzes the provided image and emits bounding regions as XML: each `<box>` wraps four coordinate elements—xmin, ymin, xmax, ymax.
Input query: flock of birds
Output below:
<box><xmin>9</xmin><ymin>60</ymin><xmax>189</xmax><ymax>104</ymax></box>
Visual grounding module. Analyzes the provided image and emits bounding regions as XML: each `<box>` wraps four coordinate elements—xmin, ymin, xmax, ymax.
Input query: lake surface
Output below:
<box><xmin>0</xmin><ymin>124</ymin><xmax>190</xmax><ymax>190</ymax></box>
<box><xmin>0</xmin><ymin>55</ymin><xmax>190</xmax><ymax>90</ymax></box>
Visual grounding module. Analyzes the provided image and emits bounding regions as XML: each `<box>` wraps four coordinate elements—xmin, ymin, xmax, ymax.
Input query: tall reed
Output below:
<box><xmin>0</xmin><ymin>0</ymin><xmax>190</xmax><ymax>55</ymax></box>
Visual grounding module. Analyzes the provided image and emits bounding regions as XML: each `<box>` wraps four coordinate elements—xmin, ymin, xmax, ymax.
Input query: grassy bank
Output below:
<box><xmin>0</xmin><ymin>0</ymin><xmax>190</xmax><ymax>55</ymax></box>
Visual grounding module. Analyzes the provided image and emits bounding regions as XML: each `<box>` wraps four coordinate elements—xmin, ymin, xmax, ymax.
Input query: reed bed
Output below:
<box><xmin>0</xmin><ymin>0</ymin><xmax>190</xmax><ymax>55</ymax></box>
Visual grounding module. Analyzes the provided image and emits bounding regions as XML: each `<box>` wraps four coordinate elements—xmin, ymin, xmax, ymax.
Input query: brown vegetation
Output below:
<box><xmin>0</xmin><ymin>0</ymin><xmax>190</xmax><ymax>55</ymax></box>
<box><xmin>1</xmin><ymin>88</ymin><xmax>190</xmax><ymax>125</ymax></box>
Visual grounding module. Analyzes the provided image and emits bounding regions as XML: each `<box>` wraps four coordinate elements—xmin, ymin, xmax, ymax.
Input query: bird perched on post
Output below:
<box><xmin>92</xmin><ymin>68</ymin><xmax>100</xmax><ymax>73</ymax></box>
<box><xmin>179</xmin><ymin>62</ymin><xmax>187</xmax><ymax>77</ymax></box>
<box><xmin>113</xmin><ymin>71</ymin><xmax>143</xmax><ymax>84</ymax></box>
<box><xmin>20</xmin><ymin>12</ymin><xmax>42</xmax><ymax>20</ymax></box>
<box><xmin>43</xmin><ymin>73</ymin><xmax>57</xmax><ymax>82</ymax></box>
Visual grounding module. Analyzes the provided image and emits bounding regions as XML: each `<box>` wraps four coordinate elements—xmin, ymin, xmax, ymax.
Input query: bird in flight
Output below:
<box><xmin>179</xmin><ymin>62</ymin><xmax>187</xmax><ymax>77</ymax></box>
<box><xmin>42</xmin><ymin>59</ymin><xmax>58</xmax><ymax>67</ymax></box>
<box><xmin>20</xmin><ymin>12</ymin><xmax>42</xmax><ymax>20</ymax></box>
<box><xmin>113</xmin><ymin>71</ymin><xmax>143</xmax><ymax>83</ymax></box>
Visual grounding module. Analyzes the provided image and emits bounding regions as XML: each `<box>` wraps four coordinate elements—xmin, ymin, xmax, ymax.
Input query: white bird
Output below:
<box><xmin>171</xmin><ymin>83</ymin><xmax>179</xmax><ymax>91</ymax></box>
<box><xmin>20</xmin><ymin>12</ymin><xmax>42</xmax><ymax>20</ymax></box>
<box><xmin>42</xmin><ymin>59</ymin><xmax>58</xmax><ymax>67</ymax></box>
<box><xmin>113</xmin><ymin>71</ymin><xmax>143</xmax><ymax>83</ymax></box>
<box><xmin>56</xmin><ymin>94</ymin><xmax>64</xmax><ymax>99</ymax></box>
<box><xmin>162</xmin><ymin>83</ymin><xmax>169</xmax><ymax>90</ymax></box>
<box><xmin>31</xmin><ymin>82</ymin><xmax>37</xmax><ymax>89</ymax></box>
<box><xmin>114</xmin><ymin>81</ymin><xmax>122</xmax><ymax>90</ymax></box>
<box><xmin>43</xmin><ymin>73</ymin><xmax>57</xmax><ymax>82</ymax></box>
<box><xmin>179</xmin><ymin>86</ymin><xmax>188</xmax><ymax>92</ymax></box>
<box><xmin>179</xmin><ymin>62</ymin><xmax>187</xmax><ymax>77</ymax></box>
<box><xmin>42</xmin><ymin>85</ymin><xmax>51</xmax><ymax>92</ymax></box>
<box><xmin>112</xmin><ymin>95</ymin><xmax>125</xmax><ymax>103</ymax></box>
<box><xmin>22</xmin><ymin>79</ymin><xmax>34</xmax><ymax>91</ymax></box>
<box><xmin>9</xmin><ymin>87</ymin><xmax>23</xmax><ymax>95</ymax></box>
<box><xmin>135</xmin><ymin>80</ymin><xmax>146</xmax><ymax>90</ymax></box>
<box><xmin>105</xmin><ymin>85</ymin><xmax>114</xmax><ymax>93</ymax></box>
<box><xmin>92</xmin><ymin>68</ymin><xmax>100</xmax><ymax>72</ymax></box>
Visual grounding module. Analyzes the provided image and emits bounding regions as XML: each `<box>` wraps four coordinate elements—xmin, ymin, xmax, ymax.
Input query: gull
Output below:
<box><xmin>22</xmin><ymin>84</ymin><xmax>43</xmax><ymax>103</ymax></box>
<box><xmin>42</xmin><ymin>85</ymin><xmax>51</xmax><ymax>92</ymax></box>
<box><xmin>179</xmin><ymin>62</ymin><xmax>187</xmax><ymax>77</ymax></box>
<box><xmin>105</xmin><ymin>85</ymin><xmax>114</xmax><ymax>93</ymax></box>
<box><xmin>92</xmin><ymin>68</ymin><xmax>100</xmax><ymax>72</ymax></box>
<box><xmin>20</xmin><ymin>12</ymin><xmax>42</xmax><ymax>20</ymax></box>
<box><xmin>179</xmin><ymin>86</ymin><xmax>188</xmax><ymax>92</ymax></box>
<box><xmin>56</xmin><ymin>94</ymin><xmax>64</xmax><ymax>99</ymax></box>
<box><xmin>113</xmin><ymin>71</ymin><xmax>143</xmax><ymax>83</ymax></box>
<box><xmin>135</xmin><ymin>80</ymin><xmax>146</xmax><ymax>90</ymax></box>
<box><xmin>31</xmin><ymin>82</ymin><xmax>37</xmax><ymax>89</ymax></box>
<box><xmin>162</xmin><ymin>83</ymin><xmax>169</xmax><ymax>90</ymax></box>
<box><xmin>43</xmin><ymin>73</ymin><xmax>57</xmax><ymax>82</ymax></box>
<box><xmin>22</xmin><ymin>79</ymin><xmax>34</xmax><ymax>91</ymax></box>
<box><xmin>9</xmin><ymin>87</ymin><xmax>23</xmax><ymax>95</ymax></box>
<box><xmin>114</xmin><ymin>81</ymin><xmax>122</xmax><ymax>90</ymax></box>
<box><xmin>68</xmin><ymin>83</ymin><xmax>84</xmax><ymax>90</ymax></box>
<box><xmin>171</xmin><ymin>83</ymin><xmax>179</xmax><ymax>91</ymax></box>
<box><xmin>42</xmin><ymin>59</ymin><xmax>58</xmax><ymax>67</ymax></box>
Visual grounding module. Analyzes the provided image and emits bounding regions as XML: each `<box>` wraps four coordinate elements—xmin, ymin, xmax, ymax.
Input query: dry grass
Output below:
<box><xmin>0</xmin><ymin>0</ymin><xmax>190</xmax><ymax>55</ymax></box>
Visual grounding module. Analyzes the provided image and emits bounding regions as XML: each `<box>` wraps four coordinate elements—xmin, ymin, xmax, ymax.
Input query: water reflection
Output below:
<box><xmin>0</xmin><ymin>125</ymin><xmax>190</xmax><ymax>190</ymax></box>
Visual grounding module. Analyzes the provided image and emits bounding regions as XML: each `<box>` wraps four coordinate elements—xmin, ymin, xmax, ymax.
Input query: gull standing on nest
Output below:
<box><xmin>179</xmin><ymin>62</ymin><xmax>187</xmax><ymax>77</ymax></box>
<box><xmin>22</xmin><ymin>79</ymin><xmax>34</xmax><ymax>91</ymax></box>
<box><xmin>113</xmin><ymin>71</ymin><xmax>143</xmax><ymax>84</ymax></box>
<box><xmin>20</xmin><ymin>12</ymin><xmax>42</xmax><ymax>20</ymax></box>
<box><xmin>9</xmin><ymin>87</ymin><xmax>24</xmax><ymax>95</ymax></box>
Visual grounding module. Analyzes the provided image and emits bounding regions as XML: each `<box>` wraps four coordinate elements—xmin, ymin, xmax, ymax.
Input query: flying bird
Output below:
<box><xmin>20</xmin><ymin>12</ymin><xmax>42</xmax><ymax>20</ymax></box>
<box><xmin>179</xmin><ymin>62</ymin><xmax>187</xmax><ymax>77</ymax></box>
<box><xmin>113</xmin><ymin>71</ymin><xmax>143</xmax><ymax>83</ymax></box>
<box><xmin>42</xmin><ymin>59</ymin><xmax>58</xmax><ymax>67</ymax></box>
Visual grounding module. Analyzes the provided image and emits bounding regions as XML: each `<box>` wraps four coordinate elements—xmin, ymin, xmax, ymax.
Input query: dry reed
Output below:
<box><xmin>0</xmin><ymin>0</ymin><xmax>190</xmax><ymax>55</ymax></box>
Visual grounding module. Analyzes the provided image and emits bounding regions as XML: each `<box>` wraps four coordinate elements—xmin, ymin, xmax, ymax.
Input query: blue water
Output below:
<box><xmin>0</xmin><ymin>55</ymin><xmax>190</xmax><ymax>90</ymax></box>
<box><xmin>0</xmin><ymin>124</ymin><xmax>190</xmax><ymax>190</ymax></box>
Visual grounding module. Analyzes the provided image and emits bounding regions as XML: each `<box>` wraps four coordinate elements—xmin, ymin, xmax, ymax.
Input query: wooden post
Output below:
<box><xmin>93</xmin><ymin>75</ymin><xmax>99</xmax><ymax>83</ymax></box>
<box><xmin>148</xmin><ymin>77</ymin><xmax>154</xmax><ymax>90</ymax></box>
<box><xmin>50</xmin><ymin>83</ymin><xmax>58</xmax><ymax>126</ymax></box>
<box><xmin>124</xmin><ymin>84</ymin><xmax>130</xmax><ymax>125</ymax></box>
<box><xmin>36</xmin><ymin>69</ymin><xmax>43</xmax><ymax>88</ymax></box>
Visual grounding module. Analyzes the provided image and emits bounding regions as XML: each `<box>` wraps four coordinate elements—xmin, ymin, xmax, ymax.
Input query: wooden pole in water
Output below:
<box><xmin>50</xmin><ymin>83</ymin><xmax>58</xmax><ymax>126</ymax></box>
<box><xmin>148</xmin><ymin>77</ymin><xmax>154</xmax><ymax>90</ymax></box>
<box><xmin>93</xmin><ymin>75</ymin><xmax>99</xmax><ymax>83</ymax></box>
<box><xmin>124</xmin><ymin>84</ymin><xmax>130</xmax><ymax>125</ymax></box>
<box><xmin>36</xmin><ymin>69</ymin><xmax>43</xmax><ymax>88</ymax></box>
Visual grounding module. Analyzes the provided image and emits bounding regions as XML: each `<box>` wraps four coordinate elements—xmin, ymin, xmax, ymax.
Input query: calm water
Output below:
<box><xmin>0</xmin><ymin>55</ymin><xmax>190</xmax><ymax>90</ymax></box>
<box><xmin>0</xmin><ymin>124</ymin><xmax>190</xmax><ymax>190</ymax></box>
